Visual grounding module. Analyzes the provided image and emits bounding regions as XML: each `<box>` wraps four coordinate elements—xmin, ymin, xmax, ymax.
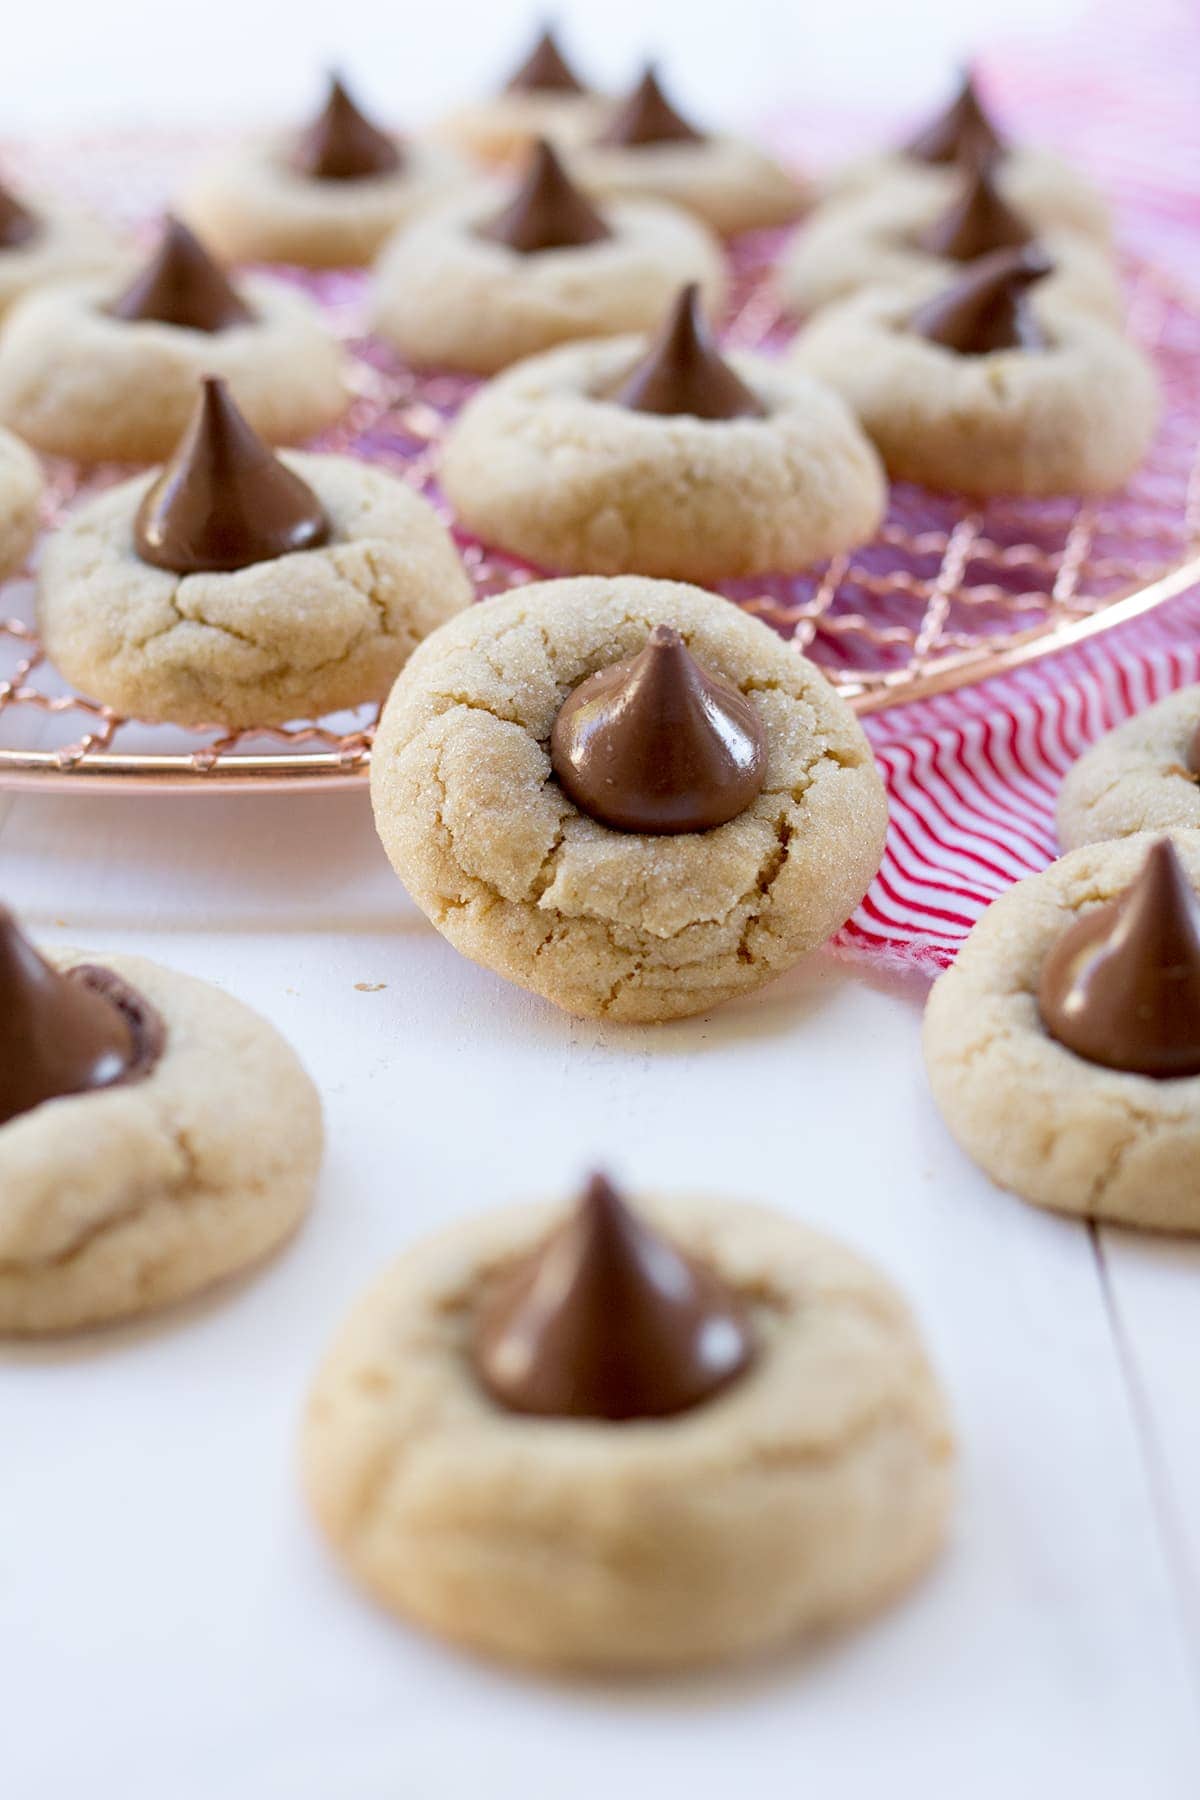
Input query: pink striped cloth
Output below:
<box><xmin>824</xmin><ymin>0</ymin><xmax>1200</xmax><ymax>974</ymax></box>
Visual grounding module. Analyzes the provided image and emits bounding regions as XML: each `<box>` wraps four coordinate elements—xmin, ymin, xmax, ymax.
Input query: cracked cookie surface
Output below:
<box><xmin>1057</xmin><ymin>685</ymin><xmax>1200</xmax><ymax>850</ymax></box>
<box><xmin>923</xmin><ymin>830</ymin><xmax>1200</xmax><ymax>1230</ymax></box>
<box><xmin>302</xmin><ymin>1191</ymin><xmax>954</xmax><ymax>1670</ymax></box>
<box><xmin>0</xmin><ymin>949</ymin><xmax>322</xmax><ymax>1333</ymax></box>
<box><xmin>370</xmin><ymin>576</ymin><xmax>888</xmax><ymax>1022</ymax></box>
<box><xmin>0</xmin><ymin>425</ymin><xmax>42</xmax><ymax>579</ymax></box>
<box><xmin>441</xmin><ymin>340</ymin><xmax>886</xmax><ymax>580</ymax></box>
<box><xmin>792</xmin><ymin>281</ymin><xmax>1158</xmax><ymax>496</ymax></box>
<box><xmin>38</xmin><ymin>455</ymin><xmax>473</xmax><ymax>728</ymax></box>
<box><xmin>370</xmin><ymin>190</ymin><xmax>726</xmax><ymax>375</ymax></box>
<box><xmin>0</xmin><ymin>272</ymin><xmax>348</xmax><ymax>462</ymax></box>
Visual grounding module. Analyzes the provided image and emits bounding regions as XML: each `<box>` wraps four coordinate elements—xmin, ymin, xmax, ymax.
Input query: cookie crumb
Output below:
<box><xmin>355</xmin><ymin>981</ymin><xmax>387</xmax><ymax>992</ymax></box>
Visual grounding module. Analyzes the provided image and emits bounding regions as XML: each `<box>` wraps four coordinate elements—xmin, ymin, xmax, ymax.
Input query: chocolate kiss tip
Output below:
<box><xmin>910</xmin><ymin>244</ymin><xmax>1053</xmax><ymax>355</ymax></box>
<box><xmin>549</xmin><ymin>618</ymin><xmax>767</xmax><ymax>834</ymax></box>
<box><xmin>108</xmin><ymin>216</ymin><xmax>254</xmax><ymax>334</ymax></box>
<box><xmin>0</xmin><ymin>176</ymin><xmax>39</xmax><ymax>249</ymax></box>
<box><xmin>294</xmin><ymin>72</ymin><xmax>402</xmax><ymax>182</ymax></box>
<box><xmin>134</xmin><ymin>376</ymin><xmax>329</xmax><ymax>577</ymax></box>
<box><xmin>596</xmin><ymin>62</ymin><xmax>706</xmax><ymax>148</ymax></box>
<box><xmin>917</xmin><ymin>161</ymin><xmax>1031</xmax><ymax>262</ymax></box>
<box><xmin>504</xmin><ymin>25</ymin><xmax>585</xmax><ymax>94</ymax></box>
<box><xmin>904</xmin><ymin>67</ymin><xmax>1004</xmax><ymax>167</ymax></box>
<box><xmin>0</xmin><ymin>910</ymin><xmax>137</xmax><ymax>1128</ymax></box>
<box><xmin>1188</xmin><ymin>718</ymin><xmax>1200</xmax><ymax>777</ymax></box>
<box><xmin>610</xmin><ymin>283</ymin><xmax>765</xmax><ymax>421</ymax></box>
<box><xmin>478</xmin><ymin>137</ymin><xmax>610</xmax><ymax>254</ymax></box>
<box><xmin>1038</xmin><ymin>838</ymin><xmax>1200</xmax><ymax>1079</ymax></box>
<box><xmin>472</xmin><ymin>1172</ymin><xmax>756</xmax><ymax>1421</ymax></box>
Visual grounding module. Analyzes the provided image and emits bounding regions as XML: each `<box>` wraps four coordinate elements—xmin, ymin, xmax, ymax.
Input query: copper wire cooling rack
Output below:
<box><xmin>0</xmin><ymin>182</ymin><xmax>1197</xmax><ymax>790</ymax></box>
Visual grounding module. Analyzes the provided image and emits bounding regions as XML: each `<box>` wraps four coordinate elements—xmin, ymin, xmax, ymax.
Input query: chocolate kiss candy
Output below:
<box><xmin>293</xmin><ymin>74</ymin><xmax>402</xmax><ymax>181</ymax></box>
<box><xmin>108</xmin><ymin>217</ymin><xmax>254</xmax><ymax>334</ymax></box>
<box><xmin>917</xmin><ymin>162</ymin><xmax>1032</xmax><ymax>262</ymax></box>
<box><xmin>904</xmin><ymin>69</ymin><xmax>1005</xmax><ymax>166</ymax></box>
<box><xmin>1188</xmin><ymin>720</ymin><xmax>1200</xmax><ymax>777</ymax></box>
<box><xmin>909</xmin><ymin>244</ymin><xmax>1054</xmax><ymax>354</ymax></box>
<box><xmin>478</xmin><ymin>138</ymin><xmax>611</xmax><ymax>254</ymax></box>
<box><xmin>609</xmin><ymin>283</ymin><xmax>765</xmax><ymax>420</ymax></box>
<box><xmin>550</xmin><ymin>623</ymin><xmax>767</xmax><ymax>834</ymax></box>
<box><xmin>1038</xmin><ymin>839</ymin><xmax>1200</xmax><ymax>1078</ymax></box>
<box><xmin>595</xmin><ymin>64</ymin><xmax>706</xmax><ymax>148</ymax></box>
<box><xmin>473</xmin><ymin>1173</ymin><xmax>756</xmax><ymax>1421</ymax></box>
<box><xmin>134</xmin><ymin>376</ymin><xmax>329</xmax><ymax>576</ymax></box>
<box><xmin>0</xmin><ymin>910</ymin><xmax>139</xmax><ymax>1128</ymax></box>
<box><xmin>504</xmin><ymin>25</ymin><xmax>586</xmax><ymax>94</ymax></box>
<box><xmin>0</xmin><ymin>177</ymin><xmax>39</xmax><ymax>250</ymax></box>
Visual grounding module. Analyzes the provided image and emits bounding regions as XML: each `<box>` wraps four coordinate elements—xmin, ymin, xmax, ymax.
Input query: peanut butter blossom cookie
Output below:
<box><xmin>571</xmin><ymin>63</ymin><xmax>807</xmax><ymax>236</ymax></box>
<box><xmin>370</xmin><ymin>575</ymin><xmax>888</xmax><ymax>1022</ymax></box>
<box><xmin>780</xmin><ymin>161</ymin><xmax>1120</xmax><ymax>320</ymax></box>
<box><xmin>0</xmin><ymin>908</ymin><xmax>322</xmax><ymax>1333</ymax></box>
<box><xmin>924</xmin><ymin>834</ymin><xmax>1200</xmax><ymax>1231</ymax></box>
<box><xmin>0</xmin><ymin>425</ymin><xmax>42</xmax><ymax>579</ymax></box>
<box><xmin>0</xmin><ymin>169</ymin><xmax>125</xmax><ymax>321</ymax></box>
<box><xmin>0</xmin><ymin>216</ymin><xmax>348</xmax><ymax>462</ymax></box>
<box><xmin>442</xmin><ymin>282</ymin><xmax>885</xmax><ymax>580</ymax></box>
<box><xmin>303</xmin><ymin>1173</ymin><xmax>954</xmax><ymax>1670</ymax></box>
<box><xmin>827</xmin><ymin>70</ymin><xmax>1111</xmax><ymax>244</ymax></box>
<box><xmin>793</xmin><ymin>247</ymin><xmax>1158</xmax><ymax>496</ymax></box>
<box><xmin>434</xmin><ymin>26</ymin><xmax>609</xmax><ymax>167</ymax></box>
<box><xmin>1057</xmin><ymin>686</ymin><xmax>1200</xmax><ymax>850</ymax></box>
<box><xmin>370</xmin><ymin>138</ymin><xmax>726</xmax><ymax>374</ymax></box>
<box><xmin>38</xmin><ymin>376</ymin><xmax>472</xmax><ymax>728</ymax></box>
<box><xmin>183</xmin><ymin>74</ymin><xmax>465</xmax><ymax>267</ymax></box>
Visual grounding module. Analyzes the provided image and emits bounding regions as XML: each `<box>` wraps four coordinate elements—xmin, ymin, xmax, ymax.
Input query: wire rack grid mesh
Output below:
<box><xmin>0</xmin><ymin>136</ymin><xmax>1197</xmax><ymax>791</ymax></box>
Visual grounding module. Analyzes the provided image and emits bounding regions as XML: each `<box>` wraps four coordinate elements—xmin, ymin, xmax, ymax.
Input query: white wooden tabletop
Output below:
<box><xmin>2</xmin><ymin>784</ymin><xmax>1199</xmax><ymax>1798</ymax></box>
<box><xmin>4</xmin><ymin>2</ymin><xmax>1199</xmax><ymax>1794</ymax></box>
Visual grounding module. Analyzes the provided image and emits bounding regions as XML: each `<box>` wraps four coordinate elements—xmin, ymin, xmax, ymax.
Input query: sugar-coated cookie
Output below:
<box><xmin>792</xmin><ymin>251</ymin><xmax>1157</xmax><ymax>496</ymax></box>
<box><xmin>0</xmin><ymin>219</ymin><xmax>348</xmax><ymax>462</ymax></box>
<box><xmin>0</xmin><ymin>177</ymin><xmax>126</xmax><ymax>320</ymax></box>
<box><xmin>370</xmin><ymin>142</ymin><xmax>726</xmax><ymax>375</ymax></box>
<box><xmin>38</xmin><ymin>377</ymin><xmax>472</xmax><ymax>729</ymax></box>
<box><xmin>442</xmin><ymin>285</ymin><xmax>885</xmax><ymax>580</ymax></box>
<box><xmin>182</xmin><ymin>77</ymin><xmax>466</xmax><ymax>268</ymax></box>
<box><xmin>830</xmin><ymin>146</ymin><xmax>1110</xmax><ymax>246</ymax></box>
<box><xmin>0</xmin><ymin>922</ymin><xmax>322</xmax><ymax>1335</ymax></box>
<box><xmin>779</xmin><ymin>167</ymin><xmax>1120</xmax><ymax>321</ymax></box>
<box><xmin>0</xmin><ymin>425</ymin><xmax>42</xmax><ymax>578</ymax></box>
<box><xmin>826</xmin><ymin>73</ymin><xmax>1111</xmax><ymax>245</ymax></box>
<box><xmin>433</xmin><ymin>26</ymin><xmax>608</xmax><ymax>167</ymax></box>
<box><xmin>1058</xmin><ymin>686</ymin><xmax>1200</xmax><ymax>850</ymax></box>
<box><xmin>924</xmin><ymin>832</ymin><xmax>1200</xmax><ymax>1231</ymax></box>
<box><xmin>303</xmin><ymin>1177</ymin><xmax>954</xmax><ymax>1670</ymax></box>
<box><xmin>370</xmin><ymin>575</ymin><xmax>888</xmax><ymax>1023</ymax></box>
<box><xmin>571</xmin><ymin>66</ymin><xmax>806</xmax><ymax>236</ymax></box>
